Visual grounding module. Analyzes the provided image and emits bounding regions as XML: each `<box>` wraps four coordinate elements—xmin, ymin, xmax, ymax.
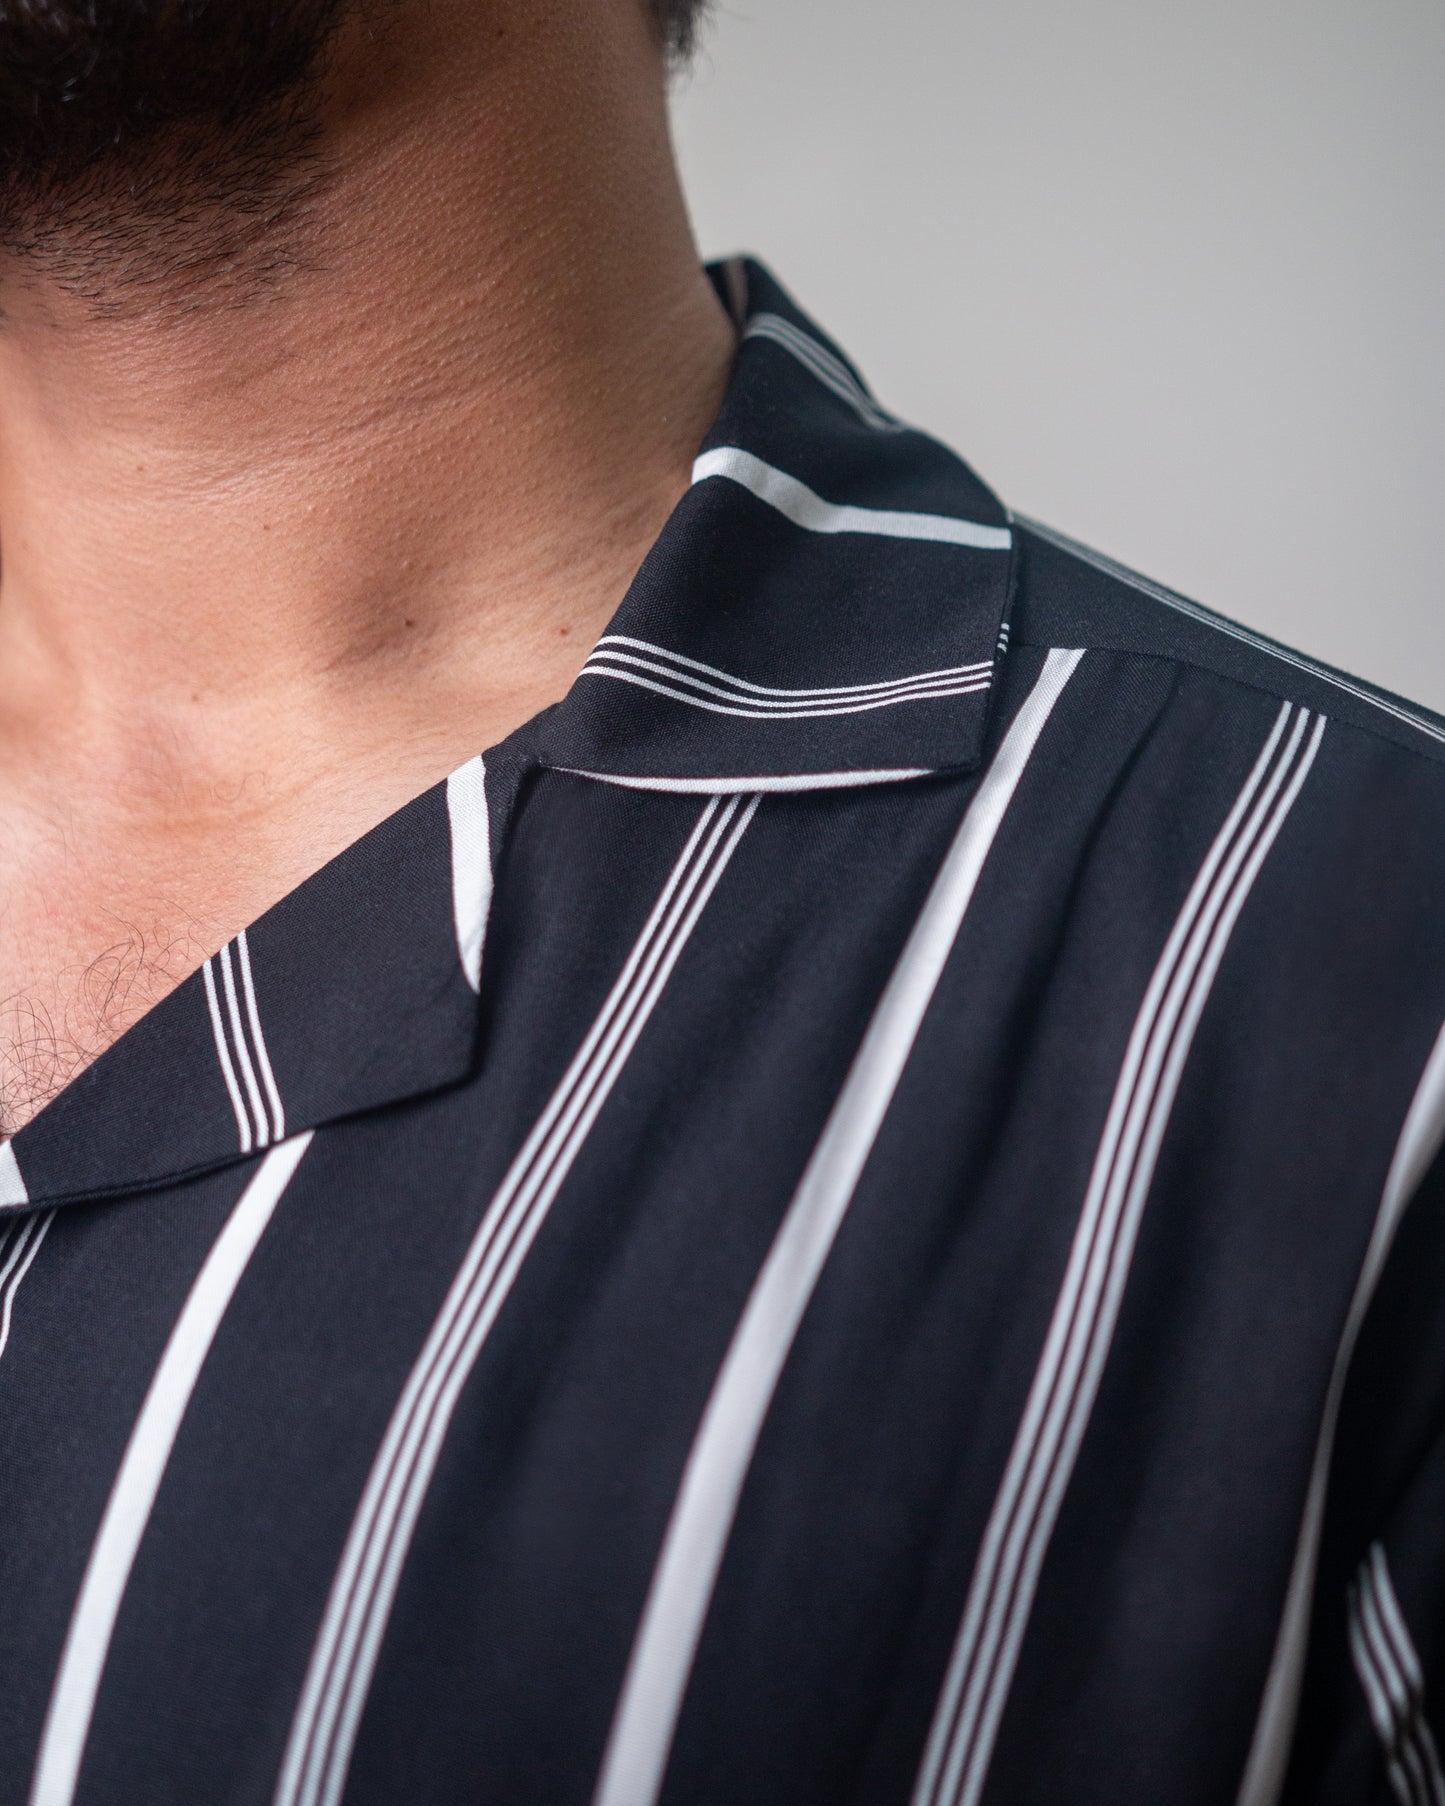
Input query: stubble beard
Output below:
<box><xmin>0</xmin><ymin>0</ymin><xmax>359</xmax><ymax>317</ymax></box>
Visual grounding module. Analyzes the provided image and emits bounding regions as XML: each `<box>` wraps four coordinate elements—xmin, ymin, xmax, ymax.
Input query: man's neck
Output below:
<box><xmin>0</xmin><ymin>0</ymin><xmax>734</xmax><ymax>1132</ymax></box>
<box><xmin>0</xmin><ymin>0</ymin><xmax>732</xmax><ymax>824</ymax></box>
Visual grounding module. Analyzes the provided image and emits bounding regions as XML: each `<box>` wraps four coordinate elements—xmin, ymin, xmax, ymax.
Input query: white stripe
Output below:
<box><xmin>742</xmin><ymin>313</ymin><xmax>900</xmax><ymax>431</ymax></box>
<box><xmin>1017</xmin><ymin>514</ymin><xmax>1445</xmax><ymax>750</ymax></box>
<box><xmin>445</xmin><ymin>755</ymin><xmax>492</xmax><ymax>993</ymax></box>
<box><xmin>203</xmin><ymin>959</ymin><xmax>252</xmax><ymax>1154</ymax></box>
<box><xmin>579</xmin><ymin>661</ymin><xmax>991</xmax><ymax>722</ymax></box>
<box><xmin>0</xmin><ymin>1210</ymin><xmax>53</xmax><ymax>1361</ymax></box>
<box><xmin>1237</xmin><ymin>1013</ymin><xmax>1445</xmax><ymax>1806</ymax></box>
<box><xmin>1355</xmin><ymin>1563</ymin><xmax>1434</xmax><ymax>1806</ymax></box>
<box><xmin>590</xmin><ymin>634</ymin><xmax>991</xmax><ymax>701</ymax></box>
<box><xmin>276</xmin><ymin>798</ymin><xmax>759</xmax><ymax>1806</ymax></box>
<box><xmin>1357</xmin><ymin>1581</ymin><xmax>1422</xmax><ymax>1805</ymax></box>
<box><xmin>694</xmin><ymin>447</ymin><xmax>1013</xmax><ymax>553</ymax></box>
<box><xmin>220</xmin><ymin>942</ymin><xmax>269</xmax><ymax>1149</ymax></box>
<box><xmin>592</xmin><ymin>648</ymin><xmax>1084</xmax><ymax>1806</ymax></box>
<box><xmin>918</xmin><ymin>704</ymin><xmax>1324</xmax><ymax>1806</ymax></box>
<box><xmin>29</xmin><ymin>1135</ymin><xmax>312</xmax><ymax>1806</ymax></box>
<box><xmin>584</xmin><ymin>651</ymin><xmax>986</xmax><ymax>711</ymax></box>
<box><xmin>1350</xmin><ymin>1584</ymin><xmax>1419</xmax><ymax>1806</ymax></box>
<box><xmin>1370</xmin><ymin>1548</ymin><xmax>1428</xmax><ymax>1701</ymax></box>
<box><xmin>0</xmin><ymin>1138</ymin><xmax>28</xmax><ymax>1207</ymax></box>
<box><xmin>1364</xmin><ymin>1547</ymin><xmax>1445</xmax><ymax>1806</ymax></box>
<box><xmin>237</xmin><ymin>931</ymin><xmax>285</xmax><ymax>1143</ymax></box>
<box><xmin>556</xmin><ymin>768</ymin><xmax>933</xmax><ymax>794</ymax></box>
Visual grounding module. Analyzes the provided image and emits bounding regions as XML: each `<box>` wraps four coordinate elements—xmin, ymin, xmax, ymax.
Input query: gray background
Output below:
<box><xmin>670</xmin><ymin>0</ymin><xmax>1445</xmax><ymax>711</ymax></box>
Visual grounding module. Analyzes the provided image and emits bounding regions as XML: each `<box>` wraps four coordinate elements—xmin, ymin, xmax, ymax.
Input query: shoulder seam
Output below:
<box><xmin>1014</xmin><ymin>515</ymin><xmax>1445</xmax><ymax>752</ymax></box>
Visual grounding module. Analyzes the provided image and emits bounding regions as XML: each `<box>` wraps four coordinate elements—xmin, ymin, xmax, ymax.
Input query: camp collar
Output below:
<box><xmin>533</xmin><ymin>256</ymin><xmax>1014</xmax><ymax>791</ymax></box>
<box><xmin>0</xmin><ymin>258</ymin><xmax>1015</xmax><ymax>1212</ymax></box>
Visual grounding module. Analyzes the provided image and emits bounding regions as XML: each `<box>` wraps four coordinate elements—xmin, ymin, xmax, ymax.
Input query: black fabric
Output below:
<box><xmin>0</xmin><ymin>260</ymin><xmax>1442</xmax><ymax>1806</ymax></box>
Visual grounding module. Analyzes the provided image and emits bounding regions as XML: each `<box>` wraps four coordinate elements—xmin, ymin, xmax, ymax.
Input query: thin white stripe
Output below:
<box><xmin>949</xmin><ymin>714</ymin><xmax>1325</xmax><ymax>1806</ymax></box>
<box><xmin>1237</xmin><ymin>1013</ymin><xmax>1445</xmax><ymax>1806</ymax></box>
<box><xmin>276</xmin><ymin>798</ymin><xmax>759</xmax><ymax>1806</ymax></box>
<box><xmin>585</xmin><ymin>649</ymin><xmax>990</xmax><ymax>709</ymax></box>
<box><xmin>325</xmin><ymin>801</ymin><xmax>759</xmax><ymax>1806</ymax></box>
<box><xmin>579</xmin><ymin>662</ymin><xmax>991</xmax><ymax>722</ymax></box>
<box><xmin>1371</xmin><ymin>1548</ymin><xmax>1426</xmax><ymax>1697</ymax></box>
<box><xmin>445</xmin><ymin>755</ymin><xmax>492</xmax><ymax>993</ymax></box>
<box><xmin>591</xmin><ymin>634</ymin><xmax>991</xmax><ymax>701</ymax></box>
<box><xmin>555</xmin><ymin>768</ymin><xmax>933</xmax><ymax>794</ymax></box>
<box><xmin>1351</xmin><ymin>1587</ymin><xmax>1419</xmax><ymax>1806</ymax></box>
<box><xmin>1017</xmin><ymin>515</ymin><xmax>1445</xmax><ymax>750</ymax></box>
<box><xmin>1367</xmin><ymin>1547</ymin><xmax>1445</xmax><ymax>1806</ymax></box>
<box><xmin>592</xmin><ymin>649</ymin><xmax>1085</xmax><ymax>1806</ymax></box>
<box><xmin>237</xmin><ymin>931</ymin><xmax>285</xmax><ymax>1143</ymax></box>
<box><xmin>585</xmin><ymin>652</ymin><xmax>990</xmax><ymax>711</ymax></box>
<box><xmin>919</xmin><ymin>705</ymin><xmax>1324</xmax><ymax>1806</ymax></box>
<box><xmin>301</xmin><ymin>800</ymin><xmax>753</xmax><ymax>1806</ymax></box>
<box><xmin>203</xmin><ymin>958</ymin><xmax>252</xmax><ymax>1154</ymax></box>
<box><xmin>0</xmin><ymin>1210</ymin><xmax>52</xmax><ymax>1361</ymax></box>
<box><xmin>220</xmin><ymin>942</ymin><xmax>269</xmax><ymax>1150</ymax></box>
<box><xmin>1358</xmin><ymin>1571</ymin><xmax>1432</xmax><ymax>1806</ymax></box>
<box><xmin>286</xmin><ymin>801</ymin><xmax>756</xmax><ymax>1806</ymax></box>
<box><xmin>0</xmin><ymin>1138</ymin><xmax>28</xmax><ymax>1207</ymax></box>
<box><xmin>694</xmin><ymin>448</ymin><xmax>1013</xmax><ymax>553</ymax></box>
<box><xmin>917</xmin><ymin>700</ymin><xmax>1300</xmax><ymax>1806</ymax></box>
<box><xmin>742</xmin><ymin>313</ymin><xmax>900</xmax><ymax>430</ymax></box>
<box><xmin>0</xmin><ymin>1217</ymin><xmax>26</xmax><ymax>1295</ymax></box>
<box><xmin>30</xmin><ymin>1135</ymin><xmax>313</xmax><ymax>1806</ymax></box>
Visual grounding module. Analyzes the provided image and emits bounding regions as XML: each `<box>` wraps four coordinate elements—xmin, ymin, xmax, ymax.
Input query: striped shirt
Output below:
<box><xmin>1</xmin><ymin>257</ymin><xmax>1442</xmax><ymax>1806</ymax></box>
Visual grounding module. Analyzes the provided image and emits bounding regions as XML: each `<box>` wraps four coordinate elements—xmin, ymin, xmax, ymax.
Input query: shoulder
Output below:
<box><xmin>1008</xmin><ymin>514</ymin><xmax>1445</xmax><ymax>771</ymax></box>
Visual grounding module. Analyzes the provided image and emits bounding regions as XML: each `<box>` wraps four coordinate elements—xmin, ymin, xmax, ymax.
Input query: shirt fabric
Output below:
<box><xmin>1</xmin><ymin>258</ymin><xmax>1444</xmax><ymax>1806</ymax></box>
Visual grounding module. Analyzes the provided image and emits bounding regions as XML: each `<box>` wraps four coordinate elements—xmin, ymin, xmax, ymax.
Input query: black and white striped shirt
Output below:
<box><xmin>1</xmin><ymin>258</ymin><xmax>1442</xmax><ymax>1806</ymax></box>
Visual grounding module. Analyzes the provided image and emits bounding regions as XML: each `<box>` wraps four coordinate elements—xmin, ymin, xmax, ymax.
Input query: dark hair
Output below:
<box><xmin>655</xmin><ymin>0</ymin><xmax>710</xmax><ymax>61</ymax></box>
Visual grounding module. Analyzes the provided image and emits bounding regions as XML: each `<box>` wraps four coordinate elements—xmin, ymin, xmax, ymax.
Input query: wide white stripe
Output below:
<box><xmin>580</xmin><ymin>662</ymin><xmax>991</xmax><ymax>723</ymax></box>
<box><xmin>592</xmin><ymin>648</ymin><xmax>1084</xmax><ymax>1806</ymax></box>
<box><xmin>0</xmin><ymin>1210</ymin><xmax>53</xmax><ymax>1361</ymax></box>
<box><xmin>220</xmin><ymin>942</ymin><xmax>269</xmax><ymax>1149</ymax></box>
<box><xmin>592</xmin><ymin>634</ymin><xmax>991</xmax><ymax>701</ymax></box>
<box><xmin>920</xmin><ymin>705</ymin><xmax>1323</xmax><ymax>1806</ymax></box>
<box><xmin>445</xmin><ymin>755</ymin><xmax>492</xmax><ymax>993</ymax></box>
<box><xmin>585</xmin><ymin>649</ymin><xmax>991</xmax><ymax>711</ymax></box>
<box><xmin>1017</xmin><ymin>515</ymin><xmax>1445</xmax><ymax>750</ymax></box>
<box><xmin>693</xmin><ymin>447</ymin><xmax>1013</xmax><ymax>553</ymax></box>
<box><xmin>1237</xmin><ymin>1013</ymin><xmax>1445</xmax><ymax>1806</ymax></box>
<box><xmin>203</xmin><ymin>959</ymin><xmax>252</xmax><ymax>1154</ymax></box>
<box><xmin>276</xmin><ymin>799</ymin><xmax>758</xmax><ymax>1806</ymax></box>
<box><xmin>237</xmin><ymin>931</ymin><xmax>285</xmax><ymax>1143</ymax></box>
<box><xmin>0</xmin><ymin>1139</ymin><xmax>28</xmax><ymax>1207</ymax></box>
<box><xmin>556</xmin><ymin>768</ymin><xmax>933</xmax><ymax>794</ymax></box>
<box><xmin>30</xmin><ymin>1135</ymin><xmax>312</xmax><ymax>1806</ymax></box>
<box><xmin>743</xmin><ymin>313</ymin><xmax>899</xmax><ymax>430</ymax></box>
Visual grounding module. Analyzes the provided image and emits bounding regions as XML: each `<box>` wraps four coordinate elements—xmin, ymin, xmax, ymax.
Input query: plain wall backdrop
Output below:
<box><xmin>670</xmin><ymin>0</ymin><xmax>1445</xmax><ymax>711</ymax></box>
